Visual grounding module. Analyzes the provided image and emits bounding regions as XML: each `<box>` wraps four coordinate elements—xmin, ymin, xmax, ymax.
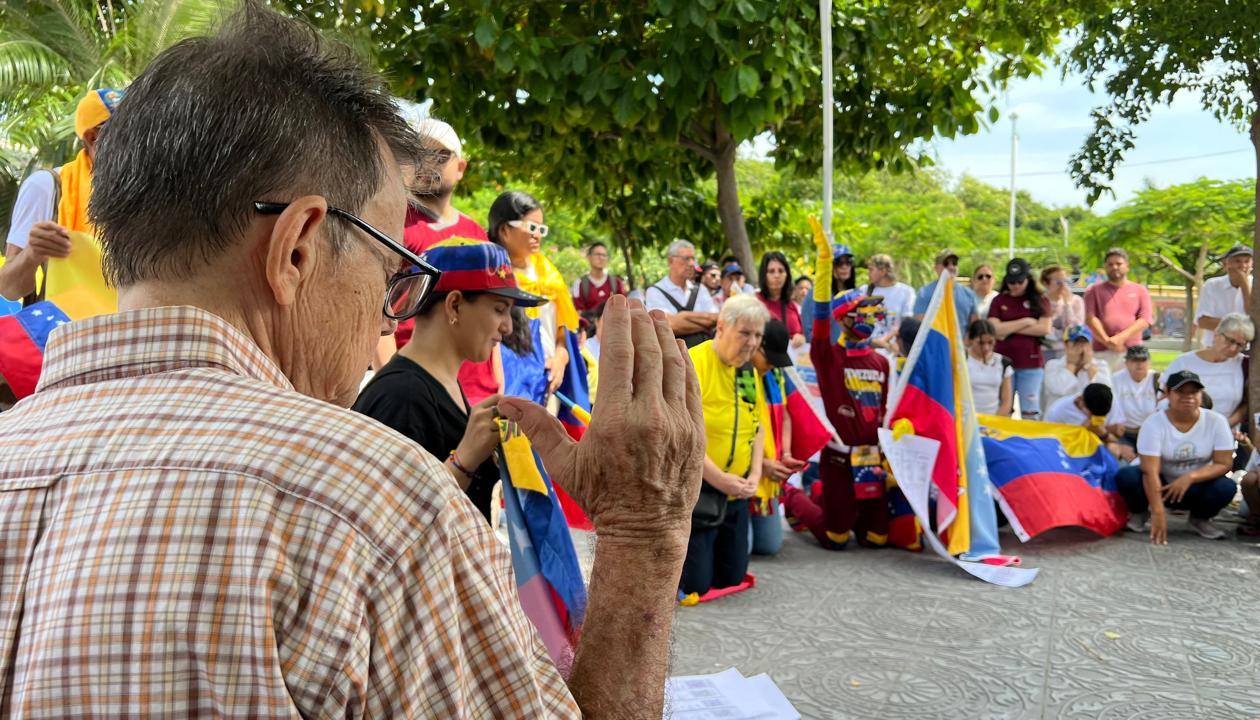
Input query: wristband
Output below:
<box><xmin>448</xmin><ymin>449</ymin><xmax>475</xmax><ymax>478</ymax></box>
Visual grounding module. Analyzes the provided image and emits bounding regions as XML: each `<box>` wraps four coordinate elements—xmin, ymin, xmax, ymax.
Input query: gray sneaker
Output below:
<box><xmin>1126</xmin><ymin>511</ymin><xmax>1149</xmax><ymax>533</ymax></box>
<box><xmin>1189</xmin><ymin>517</ymin><xmax>1226</xmax><ymax>540</ymax></box>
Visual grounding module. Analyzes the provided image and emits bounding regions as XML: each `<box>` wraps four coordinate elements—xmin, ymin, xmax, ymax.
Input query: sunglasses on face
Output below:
<box><xmin>835</xmin><ymin>258</ymin><xmax>854</xmax><ymax>266</ymax></box>
<box><xmin>507</xmin><ymin>219</ymin><xmax>549</xmax><ymax>237</ymax></box>
<box><xmin>253</xmin><ymin>201</ymin><xmax>440</xmax><ymax>321</ymax></box>
<box><xmin>975</xmin><ymin>274</ymin><xmax>992</xmax><ymax>280</ymax></box>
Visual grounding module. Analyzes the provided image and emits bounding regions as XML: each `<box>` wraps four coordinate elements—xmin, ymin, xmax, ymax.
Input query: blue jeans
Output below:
<box><xmin>1114</xmin><ymin>465</ymin><xmax>1237</xmax><ymax>520</ymax></box>
<box><xmin>1011</xmin><ymin>367</ymin><xmax>1044</xmax><ymax>419</ymax></box>
<box><xmin>749</xmin><ymin>500</ymin><xmax>784</xmax><ymax>556</ymax></box>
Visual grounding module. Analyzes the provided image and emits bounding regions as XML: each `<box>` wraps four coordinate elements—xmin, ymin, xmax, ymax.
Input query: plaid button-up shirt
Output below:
<box><xmin>0</xmin><ymin>306</ymin><xmax>578</xmax><ymax>718</ymax></box>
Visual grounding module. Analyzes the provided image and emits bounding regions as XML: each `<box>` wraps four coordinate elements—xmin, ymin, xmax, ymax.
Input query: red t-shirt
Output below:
<box><xmin>1084</xmin><ymin>280</ymin><xmax>1153</xmax><ymax>351</ymax></box>
<box><xmin>989</xmin><ymin>293</ymin><xmax>1052</xmax><ymax>369</ymax></box>
<box><xmin>572</xmin><ymin>274</ymin><xmax>627</xmax><ymax>312</ymax></box>
<box><xmin>758</xmin><ymin>293</ymin><xmax>804</xmax><ymax>338</ymax></box>
<box><xmin>810</xmin><ymin>315</ymin><xmax>889</xmax><ymax>447</ymax></box>
<box><xmin>393</xmin><ymin>207</ymin><xmax>488</xmax><ymax>348</ymax></box>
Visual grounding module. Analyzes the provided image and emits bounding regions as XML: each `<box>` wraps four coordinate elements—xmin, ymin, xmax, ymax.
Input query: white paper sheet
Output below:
<box><xmin>879</xmin><ymin>428</ymin><xmax>1040</xmax><ymax>588</ymax></box>
<box><xmin>665</xmin><ymin>668</ymin><xmax>799</xmax><ymax>720</ymax></box>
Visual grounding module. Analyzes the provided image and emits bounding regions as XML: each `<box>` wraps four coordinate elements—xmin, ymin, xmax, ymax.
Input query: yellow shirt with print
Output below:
<box><xmin>689</xmin><ymin>339</ymin><xmax>764</xmax><ymax>478</ymax></box>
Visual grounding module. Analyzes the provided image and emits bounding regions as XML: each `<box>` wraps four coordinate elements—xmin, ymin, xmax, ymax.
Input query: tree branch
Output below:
<box><xmin>679</xmin><ymin>134</ymin><xmax>716</xmax><ymax>163</ymax></box>
<box><xmin>1153</xmin><ymin>252</ymin><xmax>1197</xmax><ymax>284</ymax></box>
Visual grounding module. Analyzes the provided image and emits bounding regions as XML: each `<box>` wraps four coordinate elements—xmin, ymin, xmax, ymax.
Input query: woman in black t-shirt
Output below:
<box><xmin>353</xmin><ymin>239</ymin><xmax>546</xmax><ymax>521</ymax></box>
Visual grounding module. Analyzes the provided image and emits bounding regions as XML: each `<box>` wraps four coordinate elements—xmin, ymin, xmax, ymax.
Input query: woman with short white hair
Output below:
<box><xmin>681</xmin><ymin>293</ymin><xmax>770</xmax><ymax>597</ymax></box>
<box><xmin>1165</xmin><ymin>312</ymin><xmax>1253</xmax><ymax>429</ymax></box>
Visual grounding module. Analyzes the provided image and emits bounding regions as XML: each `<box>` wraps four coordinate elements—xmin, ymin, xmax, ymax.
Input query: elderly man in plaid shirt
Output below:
<box><xmin>0</xmin><ymin>4</ymin><xmax>705</xmax><ymax>718</ymax></box>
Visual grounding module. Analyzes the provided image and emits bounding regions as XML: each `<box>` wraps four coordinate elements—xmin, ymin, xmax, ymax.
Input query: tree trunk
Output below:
<box><xmin>1249</xmin><ymin>107</ymin><xmax>1260</xmax><ymax>445</ymax></box>
<box><xmin>1186</xmin><ymin>242</ymin><xmax>1208</xmax><ymax>352</ymax></box>
<box><xmin>711</xmin><ymin>119</ymin><xmax>755</xmax><ymax>283</ymax></box>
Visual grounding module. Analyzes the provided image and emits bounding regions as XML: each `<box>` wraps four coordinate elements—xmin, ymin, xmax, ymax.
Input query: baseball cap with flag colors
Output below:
<box><xmin>419</xmin><ymin>238</ymin><xmax>546</xmax><ymax>307</ymax></box>
<box><xmin>75</xmin><ymin>88</ymin><xmax>124</xmax><ymax>139</ymax></box>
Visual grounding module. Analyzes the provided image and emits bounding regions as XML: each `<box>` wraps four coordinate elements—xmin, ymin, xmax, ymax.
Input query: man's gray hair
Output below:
<box><xmin>1218</xmin><ymin>312</ymin><xmax>1255</xmax><ymax>342</ymax></box>
<box><xmin>666</xmin><ymin>239</ymin><xmax>695</xmax><ymax>258</ymax></box>
<box><xmin>91</xmin><ymin>1</ymin><xmax>424</xmax><ymax>286</ymax></box>
<box><xmin>719</xmin><ymin>293</ymin><xmax>770</xmax><ymax>328</ymax></box>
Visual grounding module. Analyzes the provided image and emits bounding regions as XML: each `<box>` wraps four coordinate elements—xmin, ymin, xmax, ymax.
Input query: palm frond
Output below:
<box><xmin>0</xmin><ymin>38</ymin><xmax>75</xmax><ymax>90</ymax></box>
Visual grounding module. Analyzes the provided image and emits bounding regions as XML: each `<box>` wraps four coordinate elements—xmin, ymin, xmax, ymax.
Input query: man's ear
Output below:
<box><xmin>261</xmin><ymin>195</ymin><xmax>329</xmax><ymax>307</ymax></box>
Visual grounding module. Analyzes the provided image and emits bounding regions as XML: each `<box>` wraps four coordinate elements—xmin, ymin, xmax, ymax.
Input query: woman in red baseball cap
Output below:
<box><xmin>353</xmin><ymin>238</ymin><xmax>546</xmax><ymax>521</ymax></box>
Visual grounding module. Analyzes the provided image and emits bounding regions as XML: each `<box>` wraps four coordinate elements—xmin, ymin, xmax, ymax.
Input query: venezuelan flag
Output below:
<box><xmin>782</xmin><ymin>367</ymin><xmax>834</xmax><ymax>461</ymax></box>
<box><xmin>979</xmin><ymin>415</ymin><xmax>1125</xmax><ymax>539</ymax></box>
<box><xmin>554</xmin><ymin>329</ymin><xmax>595</xmax><ymax>530</ymax></box>
<box><xmin>887</xmin><ymin>274</ymin><xmax>969</xmax><ymax>554</ymax></box>
<box><xmin>498</xmin><ymin>421</ymin><xmax>588</xmax><ymax>675</ymax></box>
<box><xmin>0</xmin><ymin>301</ymin><xmax>71</xmax><ymax>399</ymax></box>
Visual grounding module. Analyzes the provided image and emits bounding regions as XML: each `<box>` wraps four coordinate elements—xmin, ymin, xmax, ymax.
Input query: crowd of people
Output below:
<box><xmin>0</xmin><ymin>4</ymin><xmax>1255</xmax><ymax>713</ymax></box>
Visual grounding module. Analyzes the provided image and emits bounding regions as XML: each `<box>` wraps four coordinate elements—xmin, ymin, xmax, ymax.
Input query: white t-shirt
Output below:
<box><xmin>1136</xmin><ymin>409</ymin><xmax>1234</xmax><ymax>482</ymax></box>
<box><xmin>1042</xmin><ymin>357</ymin><xmax>1112</xmax><ymax>412</ymax></box>
<box><xmin>645</xmin><ymin>276</ymin><xmax>719</xmax><ymax>315</ymax></box>
<box><xmin>976</xmin><ymin>290</ymin><xmax>999</xmax><ymax>319</ymax></box>
<box><xmin>967</xmin><ymin>353</ymin><xmax>1012</xmax><ymax>415</ymax></box>
<box><xmin>1195</xmin><ymin>274</ymin><xmax>1249</xmax><ymax>346</ymax></box>
<box><xmin>868</xmin><ymin>281</ymin><xmax>915</xmax><ymax>342</ymax></box>
<box><xmin>1044</xmin><ymin>393</ymin><xmax>1126</xmax><ymax>428</ymax></box>
<box><xmin>1164</xmin><ymin>351</ymin><xmax>1245</xmax><ymax>421</ymax></box>
<box><xmin>1110</xmin><ymin>369</ymin><xmax>1159</xmax><ymax>431</ymax></box>
<box><xmin>5</xmin><ymin>169</ymin><xmax>60</xmax><ymax>250</ymax></box>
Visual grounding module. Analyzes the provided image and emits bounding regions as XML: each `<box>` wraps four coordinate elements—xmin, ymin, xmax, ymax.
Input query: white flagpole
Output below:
<box><xmin>820</xmin><ymin>0</ymin><xmax>833</xmax><ymax>244</ymax></box>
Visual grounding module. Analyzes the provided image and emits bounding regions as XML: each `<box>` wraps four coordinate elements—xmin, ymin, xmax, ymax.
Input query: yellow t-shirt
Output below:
<box><xmin>689</xmin><ymin>340</ymin><xmax>764</xmax><ymax>478</ymax></box>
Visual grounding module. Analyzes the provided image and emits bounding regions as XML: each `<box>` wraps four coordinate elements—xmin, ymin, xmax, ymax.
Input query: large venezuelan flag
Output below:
<box><xmin>979</xmin><ymin>415</ymin><xmax>1125</xmax><ymax>539</ymax></box>
<box><xmin>887</xmin><ymin>274</ymin><xmax>969</xmax><ymax>554</ymax></box>
<box><xmin>498</xmin><ymin>422</ymin><xmax>588</xmax><ymax>675</ymax></box>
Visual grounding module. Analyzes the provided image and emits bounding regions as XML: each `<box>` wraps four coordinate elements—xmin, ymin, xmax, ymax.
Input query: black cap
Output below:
<box><xmin>1223</xmin><ymin>244</ymin><xmax>1253</xmax><ymax>260</ymax></box>
<box><xmin>760</xmin><ymin>319</ymin><xmax>793</xmax><ymax>369</ymax></box>
<box><xmin>1166</xmin><ymin>370</ymin><xmax>1205</xmax><ymax>392</ymax></box>
<box><xmin>1125</xmin><ymin>345</ymin><xmax>1150</xmax><ymax>361</ymax></box>
<box><xmin>1005</xmin><ymin>257</ymin><xmax>1032</xmax><ymax>283</ymax></box>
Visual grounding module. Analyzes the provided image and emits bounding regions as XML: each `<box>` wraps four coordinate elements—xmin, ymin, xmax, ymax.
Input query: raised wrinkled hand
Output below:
<box><xmin>498</xmin><ymin>296</ymin><xmax>706</xmax><ymax>541</ymax></box>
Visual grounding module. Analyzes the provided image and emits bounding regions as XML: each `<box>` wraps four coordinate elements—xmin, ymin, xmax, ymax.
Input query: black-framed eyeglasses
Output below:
<box><xmin>253</xmin><ymin>201</ymin><xmax>441</xmax><ymax>322</ymax></box>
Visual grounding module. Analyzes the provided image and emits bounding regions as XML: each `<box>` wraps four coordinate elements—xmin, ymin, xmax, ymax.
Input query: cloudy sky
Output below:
<box><xmin>925</xmin><ymin>70</ymin><xmax>1254</xmax><ymax>214</ymax></box>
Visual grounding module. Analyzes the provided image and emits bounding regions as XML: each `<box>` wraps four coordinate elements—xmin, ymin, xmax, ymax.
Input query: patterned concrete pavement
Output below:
<box><xmin>668</xmin><ymin>519</ymin><xmax>1260</xmax><ymax>719</ymax></box>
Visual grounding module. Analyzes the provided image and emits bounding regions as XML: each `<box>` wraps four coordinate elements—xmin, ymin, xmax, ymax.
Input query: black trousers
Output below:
<box><xmin>679</xmin><ymin>498</ymin><xmax>751</xmax><ymax>596</ymax></box>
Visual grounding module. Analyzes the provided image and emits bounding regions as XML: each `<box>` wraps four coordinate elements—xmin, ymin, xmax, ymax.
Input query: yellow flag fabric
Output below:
<box><xmin>935</xmin><ymin>278</ymin><xmax>971</xmax><ymax>557</ymax></box>
<box><xmin>45</xmin><ymin>231</ymin><xmax>116</xmax><ymax>320</ymax></box>
<box><xmin>520</xmin><ymin>253</ymin><xmax>579</xmax><ymax>331</ymax></box>
<box><xmin>499</xmin><ymin>421</ymin><xmax>549</xmax><ymax>495</ymax></box>
<box><xmin>57</xmin><ymin>149</ymin><xmax>94</xmax><ymax>234</ymax></box>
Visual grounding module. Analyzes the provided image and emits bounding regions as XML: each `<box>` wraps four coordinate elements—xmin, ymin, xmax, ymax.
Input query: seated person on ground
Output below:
<box><xmin>1043</xmin><ymin>382</ymin><xmax>1127</xmax><ymax>459</ymax></box>
<box><xmin>1115</xmin><ymin>371</ymin><xmax>1237</xmax><ymax>544</ymax></box>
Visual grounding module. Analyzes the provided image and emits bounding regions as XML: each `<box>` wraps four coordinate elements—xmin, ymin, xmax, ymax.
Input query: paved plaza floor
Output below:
<box><xmin>667</xmin><ymin>517</ymin><xmax>1260</xmax><ymax>719</ymax></box>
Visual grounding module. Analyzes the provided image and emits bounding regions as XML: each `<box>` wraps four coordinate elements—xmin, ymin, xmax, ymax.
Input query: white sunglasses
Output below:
<box><xmin>507</xmin><ymin>219</ymin><xmax>549</xmax><ymax>237</ymax></box>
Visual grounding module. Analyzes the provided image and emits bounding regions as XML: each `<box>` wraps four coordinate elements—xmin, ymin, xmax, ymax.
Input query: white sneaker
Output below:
<box><xmin>1189</xmin><ymin>517</ymin><xmax>1226</xmax><ymax>540</ymax></box>
<box><xmin>1126</xmin><ymin>511</ymin><xmax>1149</xmax><ymax>533</ymax></box>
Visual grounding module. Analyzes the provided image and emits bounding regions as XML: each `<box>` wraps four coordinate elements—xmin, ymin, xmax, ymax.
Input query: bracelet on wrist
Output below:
<box><xmin>448</xmin><ymin>449</ymin><xmax>475</xmax><ymax>478</ymax></box>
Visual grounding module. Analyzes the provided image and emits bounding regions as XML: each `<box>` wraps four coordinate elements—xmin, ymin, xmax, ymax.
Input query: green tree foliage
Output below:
<box><xmin>282</xmin><ymin>0</ymin><xmax>1076</xmax><ymax>281</ymax></box>
<box><xmin>1077</xmin><ymin>178</ymin><xmax>1256</xmax><ymax>349</ymax></box>
<box><xmin>0</xmin><ymin>0</ymin><xmax>231</xmax><ymax>233</ymax></box>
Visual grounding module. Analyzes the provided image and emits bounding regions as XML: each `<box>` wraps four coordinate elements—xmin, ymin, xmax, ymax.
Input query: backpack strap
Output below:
<box><xmin>579</xmin><ymin>275</ymin><xmax>593</xmax><ymax>306</ymax></box>
<box><xmin>684</xmin><ymin>282</ymin><xmax>701</xmax><ymax>312</ymax></box>
<box><xmin>649</xmin><ymin>283</ymin><xmax>688</xmax><ymax>313</ymax></box>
